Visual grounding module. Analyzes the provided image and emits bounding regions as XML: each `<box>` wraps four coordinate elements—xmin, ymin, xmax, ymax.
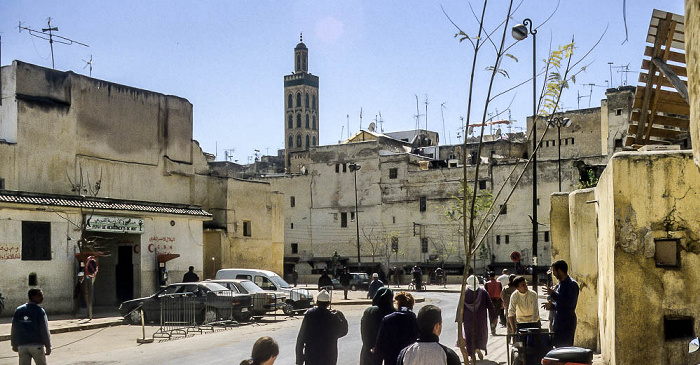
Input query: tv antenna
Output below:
<box><xmin>340</xmin><ymin>125</ymin><xmax>345</xmax><ymax>143</ymax></box>
<box><xmin>223</xmin><ymin>148</ymin><xmax>235</xmax><ymax>162</ymax></box>
<box><xmin>82</xmin><ymin>55</ymin><xmax>93</xmax><ymax>77</ymax></box>
<box><xmin>612</xmin><ymin>63</ymin><xmax>633</xmax><ymax>86</ymax></box>
<box><xmin>18</xmin><ymin>18</ymin><xmax>89</xmax><ymax>69</ymax></box>
<box><xmin>414</xmin><ymin>95</ymin><xmax>424</xmax><ymax>130</ymax></box>
<box><xmin>440</xmin><ymin>103</ymin><xmax>447</xmax><ymax>146</ymax></box>
<box><xmin>424</xmin><ymin>94</ymin><xmax>429</xmax><ymax>131</ymax></box>
<box><xmin>378</xmin><ymin>111</ymin><xmax>384</xmax><ymax>133</ymax></box>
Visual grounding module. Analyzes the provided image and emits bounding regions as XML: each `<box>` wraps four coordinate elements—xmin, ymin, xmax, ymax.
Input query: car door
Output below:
<box><xmin>147</xmin><ymin>285</ymin><xmax>180</xmax><ymax>322</ymax></box>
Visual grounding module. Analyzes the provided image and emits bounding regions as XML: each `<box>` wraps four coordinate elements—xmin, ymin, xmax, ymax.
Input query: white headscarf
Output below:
<box><xmin>466</xmin><ymin>275</ymin><xmax>479</xmax><ymax>291</ymax></box>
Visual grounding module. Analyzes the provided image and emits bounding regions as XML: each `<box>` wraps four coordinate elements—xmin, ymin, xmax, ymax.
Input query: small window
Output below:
<box><xmin>350</xmin><ymin>212</ymin><xmax>355</xmax><ymax>221</ymax></box>
<box><xmin>243</xmin><ymin>221</ymin><xmax>252</xmax><ymax>237</ymax></box>
<box><xmin>664</xmin><ymin>316</ymin><xmax>694</xmax><ymax>340</ymax></box>
<box><xmin>343</xmin><ymin>163</ymin><xmax>347</xmax><ymax>173</ymax></box>
<box><xmin>570</xmin><ymin>138</ymin><xmax>575</xmax><ymax>145</ymax></box>
<box><xmin>655</xmin><ymin>239</ymin><xmax>680</xmax><ymax>267</ymax></box>
<box><xmin>341</xmin><ymin>212</ymin><xmax>348</xmax><ymax>227</ymax></box>
<box><xmin>287</xmin><ymin>94</ymin><xmax>293</xmax><ymax>109</ymax></box>
<box><xmin>336</xmin><ymin>164</ymin><xmax>340</xmax><ymax>173</ymax></box>
<box><xmin>505</xmin><ymin>235</ymin><xmax>510</xmax><ymax>244</ymax></box>
<box><xmin>312</xmin><ymin>136</ymin><xmax>317</xmax><ymax>146</ymax></box>
<box><xmin>288</xmin><ymin>115</ymin><xmax>293</xmax><ymax>129</ymax></box>
<box><xmin>296</xmin><ymin>114</ymin><xmax>302</xmax><ymax>128</ymax></box>
<box><xmin>389</xmin><ymin>168</ymin><xmax>398</xmax><ymax>179</ymax></box>
<box><xmin>537</xmin><ymin>198</ymin><xmax>540</xmax><ymax>206</ymax></box>
<box><xmin>296</xmin><ymin>93</ymin><xmax>301</xmax><ymax>107</ymax></box>
<box><xmin>565</xmin><ymin>139</ymin><xmax>569</xmax><ymax>146</ymax></box>
<box><xmin>552</xmin><ymin>140</ymin><xmax>556</xmax><ymax>147</ymax></box>
<box><xmin>545</xmin><ymin>141</ymin><xmax>549</xmax><ymax>147</ymax></box>
<box><xmin>291</xmin><ymin>243</ymin><xmax>299</xmax><ymax>254</ymax></box>
<box><xmin>288</xmin><ymin>135</ymin><xmax>293</xmax><ymax>148</ymax></box>
<box><xmin>544</xmin><ymin>231</ymin><xmax>550</xmax><ymax>242</ymax></box>
<box><xmin>296</xmin><ymin>135</ymin><xmax>302</xmax><ymax>148</ymax></box>
<box><xmin>496</xmin><ymin>235</ymin><xmax>501</xmax><ymax>245</ymax></box>
<box><xmin>479</xmin><ymin>180</ymin><xmax>487</xmax><ymax>190</ymax></box>
<box><xmin>305</xmin><ymin>115</ymin><xmax>310</xmax><ymax>128</ymax></box>
<box><xmin>306</xmin><ymin>135</ymin><xmax>310</xmax><ymax>149</ymax></box>
<box><xmin>305</xmin><ymin>93</ymin><xmax>309</xmax><ymax>108</ymax></box>
<box><xmin>312</xmin><ymin>95</ymin><xmax>316</xmax><ymax>110</ymax></box>
<box><xmin>500</xmin><ymin>204</ymin><xmax>507</xmax><ymax>215</ymax></box>
<box><xmin>290</xmin><ymin>223</ymin><xmax>294</xmax><ymax>229</ymax></box>
<box><xmin>22</xmin><ymin>221</ymin><xmax>51</xmax><ymax>261</ymax></box>
<box><xmin>392</xmin><ymin>216</ymin><xmax>396</xmax><ymax>224</ymax></box>
<box><xmin>28</xmin><ymin>273</ymin><xmax>38</xmax><ymax>286</ymax></box>
<box><xmin>421</xmin><ymin>238</ymin><xmax>429</xmax><ymax>253</ymax></box>
<box><xmin>290</xmin><ymin>196</ymin><xmax>296</xmax><ymax>207</ymax></box>
<box><xmin>312</xmin><ymin>116</ymin><xmax>317</xmax><ymax>130</ymax></box>
<box><xmin>615</xmin><ymin>108</ymin><xmax>622</xmax><ymax>116</ymax></box>
<box><xmin>419</xmin><ymin>197</ymin><xmax>427</xmax><ymax>212</ymax></box>
<box><xmin>614</xmin><ymin>139</ymin><xmax>623</xmax><ymax>148</ymax></box>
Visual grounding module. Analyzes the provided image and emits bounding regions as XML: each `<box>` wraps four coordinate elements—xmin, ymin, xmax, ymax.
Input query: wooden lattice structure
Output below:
<box><xmin>625</xmin><ymin>9</ymin><xmax>690</xmax><ymax>147</ymax></box>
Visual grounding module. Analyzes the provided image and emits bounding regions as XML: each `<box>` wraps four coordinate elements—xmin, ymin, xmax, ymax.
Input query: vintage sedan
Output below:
<box><xmin>207</xmin><ymin>279</ymin><xmax>286</xmax><ymax>317</ymax></box>
<box><xmin>118</xmin><ymin>282</ymin><xmax>252</xmax><ymax>324</ymax></box>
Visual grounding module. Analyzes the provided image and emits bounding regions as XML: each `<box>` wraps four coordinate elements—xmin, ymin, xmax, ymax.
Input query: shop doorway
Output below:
<box><xmin>116</xmin><ymin>245</ymin><xmax>134</xmax><ymax>301</ymax></box>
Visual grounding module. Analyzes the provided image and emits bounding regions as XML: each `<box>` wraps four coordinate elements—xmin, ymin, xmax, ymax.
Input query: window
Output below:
<box><xmin>305</xmin><ymin>93</ymin><xmax>309</xmax><ymax>108</ymax></box>
<box><xmin>392</xmin><ymin>216</ymin><xmax>396</xmax><ymax>224</ymax></box>
<box><xmin>335</xmin><ymin>164</ymin><xmax>340</xmax><ymax>173</ymax></box>
<box><xmin>341</xmin><ymin>212</ymin><xmax>348</xmax><ymax>227</ymax></box>
<box><xmin>290</xmin><ymin>223</ymin><xmax>294</xmax><ymax>229</ymax></box>
<box><xmin>288</xmin><ymin>135</ymin><xmax>293</xmax><ymax>148</ymax></box>
<box><xmin>552</xmin><ymin>140</ymin><xmax>556</xmax><ymax>146</ymax></box>
<box><xmin>306</xmin><ymin>135</ymin><xmax>310</xmax><ymax>149</ymax></box>
<box><xmin>288</xmin><ymin>115</ymin><xmax>293</xmax><ymax>129</ymax></box>
<box><xmin>389</xmin><ymin>168</ymin><xmax>398</xmax><ymax>179</ymax></box>
<box><xmin>479</xmin><ymin>180</ymin><xmax>487</xmax><ymax>190</ymax></box>
<box><xmin>421</xmin><ymin>238</ymin><xmax>429</xmax><ymax>253</ymax></box>
<box><xmin>305</xmin><ymin>115</ymin><xmax>310</xmax><ymax>128</ymax></box>
<box><xmin>655</xmin><ymin>239</ymin><xmax>680</xmax><ymax>267</ymax></box>
<box><xmin>22</xmin><ymin>221</ymin><xmax>51</xmax><ymax>260</ymax></box>
<box><xmin>291</xmin><ymin>243</ymin><xmax>299</xmax><ymax>254</ymax></box>
<box><xmin>496</xmin><ymin>235</ymin><xmax>501</xmax><ymax>245</ymax></box>
<box><xmin>664</xmin><ymin>316</ymin><xmax>694</xmax><ymax>340</ymax></box>
<box><xmin>419</xmin><ymin>197</ymin><xmax>427</xmax><ymax>212</ymax></box>
<box><xmin>342</xmin><ymin>163</ymin><xmax>347</xmax><ymax>173</ymax></box>
<box><xmin>615</xmin><ymin>108</ymin><xmax>623</xmax><ymax>116</ymax></box>
<box><xmin>545</xmin><ymin>141</ymin><xmax>549</xmax><ymax>147</ymax></box>
<box><xmin>0</xmin><ymin>178</ymin><xmax>4</xmax><ymax>189</ymax></box>
<box><xmin>614</xmin><ymin>139</ymin><xmax>623</xmax><ymax>149</ymax></box>
<box><xmin>287</xmin><ymin>94</ymin><xmax>293</xmax><ymax>109</ymax></box>
<box><xmin>391</xmin><ymin>237</ymin><xmax>399</xmax><ymax>252</ymax></box>
<box><xmin>296</xmin><ymin>54</ymin><xmax>300</xmax><ymax>70</ymax></box>
<box><xmin>290</xmin><ymin>196</ymin><xmax>295</xmax><ymax>207</ymax></box>
<box><xmin>312</xmin><ymin>136</ymin><xmax>316</xmax><ymax>146</ymax></box>
<box><xmin>565</xmin><ymin>139</ymin><xmax>569</xmax><ymax>146</ymax></box>
<box><xmin>505</xmin><ymin>235</ymin><xmax>510</xmax><ymax>244</ymax></box>
<box><xmin>544</xmin><ymin>231</ymin><xmax>550</xmax><ymax>242</ymax></box>
<box><xmin>296</xmin><ymin>114</ymin><xmax>302</xmax><ymax>128</ymax></box>
<box><xmin>312</xmin><ymin>95</ymin><xmax>316</xmax><ymax>110</ymax></box>
<box><xmin>243</xmin><ymin>221</ymin><xmax>252</xmax><ymax>237</ymax></box>
<box><xmin>500</xmin><ymin>204</ymin><xmax>507</xmax><ymax>215</ymax></box>
<box><xmin>570</xmin><ymin>138</ymin><xmax>575</xmax><ymax>145</ymax></box>
<box><xmin>350</xmin><ymin>212</ymin><xmax>355</xmax><ymax>221</ymax></box>
<box><xmin>296</xmin><ymin>135</ymin><xmax>302</xmax><ymax>148</ymax></box>
<box><xmin>312</xmin><ymin>116</ymin><xmax>316</xmax><ymax>130</ymax></box>
<box><xmin>296</xmin><ymin>93</ymin><xmax>301</xmax><ymax>107</ymax></box>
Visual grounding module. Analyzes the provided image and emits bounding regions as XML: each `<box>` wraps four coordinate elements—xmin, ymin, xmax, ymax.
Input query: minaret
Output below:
<box><xmin>284</xmin><ymin>33</ymin><xmax>319</xmax><ymax>171</ymax></box>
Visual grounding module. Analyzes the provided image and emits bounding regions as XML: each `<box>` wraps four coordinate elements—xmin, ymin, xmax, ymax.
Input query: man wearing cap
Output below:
<box><xmin>73</xmin><ymin>272</ymin><xmax>87</xmax><ymax>316</ymax></box>
<box><xmin>367</xmin><ymin>273</ymin><xmax>384</xmax><ymax>299</ymax></box>
<box><xmin>296</xmin><ymin>289</ymin><xmax>348</xmax><ymax>365</ymax></box>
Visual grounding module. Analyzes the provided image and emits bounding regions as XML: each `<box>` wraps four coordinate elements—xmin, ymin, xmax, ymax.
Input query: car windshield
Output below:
<box><xmin>269</xmin><ymin>275</ymin><xmax>291</xmax><ymax>288</ymax></box>
<box><xmin>201</xmin><ymin>283</ymin><xmax>228</xmax><ymax>292</ymax></box>
<box><xmin>239</xmin><ymin>281</ymin><xmax>263</xmax><ymax>293</ymax></box>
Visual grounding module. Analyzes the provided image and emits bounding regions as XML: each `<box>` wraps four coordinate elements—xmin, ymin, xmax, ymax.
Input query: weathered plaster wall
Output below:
<box><xmin>595</xmin><ymin>156</ymin><xmax>616</xmax><ymax>365</ymax></box>
<box><xmin>549</xmin><ymin>193</ymin><xmax>570</xmax><ymax>264</ymax></box>
<box><xmin>598</xmin><ymin>151</ymin><xmax>700</xmax><ymax>365</ymax></box>
<box><xmin>567</xmin><ymin>188</ymin><xmax>599</xmax><ymax>351</ymax></box>
<box><xmin>687</xmin><ymin>0</ymin><xmax>700</xmax><ymax>168</ymax></box>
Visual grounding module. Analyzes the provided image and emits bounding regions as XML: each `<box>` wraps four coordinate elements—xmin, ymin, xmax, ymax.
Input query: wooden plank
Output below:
<box><xmin>628</xmin><ymin>124</ymin><xmax>686</xmax><ymax>140</ymax></box>
<box><xmin>639</xmin><ymin>72</ymin><xmax>687</xmax><ymax>88</ymax></box>
<box><xmin>646</xmin><ymin>35</ymin><xmax>684</xmax><ymax>51</ymax></box>
<box><xmin>651</xmin><ymin>57</ymin><xmax>689</xmax><ymax>103</ymax></box>
<box><xmin>644</xmin><ymin>46</ymin><xmax>685</xmax><ymax>64</ymax></box>
<box><xmin>650</xmin><ymin>18</ymin><xmax>684</xmax><ymax>33</ymax></box>
<box><xmin>630</xmin><ymin>111</ymin><xmax>690</xmax><ymax>128</ymax></box>
<box><xmin>652</xmin><ymin>9</ymin><xmax>684</xmax><ymax>24</ymax></box>
<box><xmin>634</xmin><ymin>88</ymin><xmax>687</xmax><ymax>107</ymax></box>
<box><xmin>641</xmin><ymin>59</ymin><xmax>687</xmax><ymax>77</ymax></box>
<box><xmin>648</xmin><ymin>27</ymin><xmax>685</xmax><ymax>41</ymax></box>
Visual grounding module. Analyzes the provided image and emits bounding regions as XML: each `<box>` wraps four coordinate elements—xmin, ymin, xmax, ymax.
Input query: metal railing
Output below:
<box><xmin>152</xmin><ymin>293</ymin><xmax>199</xmax><ymax>339</ymax></box>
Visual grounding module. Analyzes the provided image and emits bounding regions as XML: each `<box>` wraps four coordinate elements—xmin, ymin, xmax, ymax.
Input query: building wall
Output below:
<box><xmin>567</xmin><ymin>188</ymin><xmax>598</xmax><ymax>351</ymax></box>
<box><xmin>687</xmin><ymin>0</ymin><xmax>700</xmax><ymax>168</ymax></box>
<box><xmin>528</xmin><ymin>108</ymin><xmax>603</xmax><ymax>160</ymax></box>
<box><xmin>597</xmin><ymin>151</ymin><xmax>700</xmax><ymax>365</ymax></box>
<box><xmin>549</xmin><ymin>193</ymin><xmax>570</xmax><ymax>265</ymax></box>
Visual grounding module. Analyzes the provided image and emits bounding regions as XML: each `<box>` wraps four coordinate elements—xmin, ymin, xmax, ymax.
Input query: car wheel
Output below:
<box><xmin>351</xmin><ymin>284</ymin><xmax>356</xmax><ymax>291</ymax></box>
<box><xmin>204</xmin><ymin>309</ymin><xmax>219</xmax><ymax>324</ymax></box>
<box><xmin>234</xmin><ymin>310</ymin><xmax>252</xmax><ymax>322</ymax></box>
<box><xmin>126</xmin><ymin>308</ymin><xmax>142</xmax><ymax>324</ymax></box>
<box><xmin>283</xmin><ymin>303</ymin><xmax>295</xmax><ymax>316</ymax></box>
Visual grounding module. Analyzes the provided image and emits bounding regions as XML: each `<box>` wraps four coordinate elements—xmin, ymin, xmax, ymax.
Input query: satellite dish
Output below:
<box><xmin>368</xmin><ymin>122</ymin><xmax>376</xmax><ymax>132</ymax></box>
<box><xmin>496</xmin><ymin>127</ymin><xmax>502</xmax><ymax>139</ymax></box>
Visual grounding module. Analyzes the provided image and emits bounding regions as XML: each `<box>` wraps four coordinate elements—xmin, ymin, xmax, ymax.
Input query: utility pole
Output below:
<box><xmin>19</xmin><ymin>18</ymin><xmax>89</xmax><ymax>69</ymax></box>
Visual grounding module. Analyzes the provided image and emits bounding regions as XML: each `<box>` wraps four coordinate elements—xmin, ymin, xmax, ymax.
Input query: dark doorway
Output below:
<box><xmin>115</xmin><ymin>246</ymin><xmax>134</xmax><ymax>302</ymax></box>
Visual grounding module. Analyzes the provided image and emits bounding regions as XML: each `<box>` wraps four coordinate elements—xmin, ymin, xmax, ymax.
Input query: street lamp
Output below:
<box><xmin>348</xmin><ymin>163</ymin><xmax>362</xmax><ymax>271</ymax></box>
<box><xmin>547</xmin><ymin>117</ymin><xmax>571</xmax><ymax>191</ymax></box>
<box><xmin>512</xmin><ymin>18</ymin><xmax>539</xmax><ymax>292</ymax></box>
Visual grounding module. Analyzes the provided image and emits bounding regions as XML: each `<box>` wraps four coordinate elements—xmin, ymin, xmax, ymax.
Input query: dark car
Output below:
<box><xmin>118</xmin><ymin>282</ymin><xmax>252</xmax><ymax>324</ymax></box>
<box><xmin>207</xmin><ymin>279</ymin><xmax>286</xmax><ymax>317</ymax></box>
<box><xmin>349</xmin><ymin>273</ymin><xmax>370</xmax><ymax>290</ymax></box>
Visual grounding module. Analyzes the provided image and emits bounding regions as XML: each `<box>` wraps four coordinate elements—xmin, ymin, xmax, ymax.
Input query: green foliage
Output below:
<box><xmin>485</xmin><ymin>66</ymin><xmax>509</xmax><ymax>78</ymax></box>
<box><xmin>444</xmin><ymin>181</ymin><xmax>493</xmax><ymax>240</ymax></box>
<box><xmin>539</xmin><ymin>42</ymin><xmax>575</xmax><ymax>117</ymax></box>
<box><xmin>579</xmin><ymin>169</ymin><xmax>600</xmax><ymax>188</ymax></box>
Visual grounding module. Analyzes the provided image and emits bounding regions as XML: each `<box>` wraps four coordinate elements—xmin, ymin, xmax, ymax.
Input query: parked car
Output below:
<box><xmin>330</xmin><ymin>278</ymin><xmax>343</xmax><ymax>290</ymax></box>
<box><xmin>215</xmin><ymin>268</ymin><xmax>314</xmax><ymax>315</ymax></box>
<box><xmin>207</xmin><ymin>279</ymin><xmax>286</xmax><ymax>317</ymax></box>
<box><xmin>118</xmin><ymin>282</ymin><xmax>252</xmax><ymax>324</ymax></box>
<box><xmin>349</xmin><ymin>272</ymin><xmax>370</xmax><ymax>290</ymax></box>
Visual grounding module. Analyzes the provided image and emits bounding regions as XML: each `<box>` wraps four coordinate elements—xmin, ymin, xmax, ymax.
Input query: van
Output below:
<box><xmin>215</xmin><ymin>268</ymin><xmax>314</xmax><ymax>315</ymax></box>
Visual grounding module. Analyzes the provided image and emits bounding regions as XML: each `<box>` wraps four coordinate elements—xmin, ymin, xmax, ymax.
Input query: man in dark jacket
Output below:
<box><xmin>296</xmin><ymin>289</ymin><xmax>348</xmax><ymax>365</ymax></box>
<box><xmin>374</xmin><ymin>291</ymin><xmax>419</xmax><ymax>365</ymax></box>
<box><xmin>397</xmin><ymin>305</ymin><xmax>460</xmax><ymax>365</ymax></box>
<box><xmin>318</xmin><ymin>271</ymin><xmax>333</xmax><ymax>290</ymax></box>
<box><xmin>182</xmin><ymin>266</ymin><xmax>199</xmax><ymax>282</ymax></box>
<box><xmin>360</xmin><ymin>287</ymin><xmax>395</xmax><ymax>365</ymax></box>
<box><xmin>339</xmin><ymin>268</ymin><xmax>352</xmax><ymax>300</ymax></box>
<box><xmin>542</xmin><ymin>260</ymin><xmax>579</xmax><ymax>348</ymax></box>
<box><xmin>11</xmin><ymin>288</ymin><xmax>51</xmax><ymax>364</ymax></box>
<box><xmin>367</xmin><ymin>273</ymin><xmax>384</xmax><ymax>299</ymax></box>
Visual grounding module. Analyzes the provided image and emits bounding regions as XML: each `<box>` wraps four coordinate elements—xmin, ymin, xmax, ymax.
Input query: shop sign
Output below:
<box><xmin>85</xmin><ymin>215</ymin><xmax>145</xmax><ymax>234</ymax></box>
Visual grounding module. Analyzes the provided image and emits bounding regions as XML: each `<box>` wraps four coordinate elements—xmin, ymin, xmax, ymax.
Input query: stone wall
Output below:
<box><xmin>687</xmin><ymin>0</ymin><xmax>700</xmax><ymax>168</ymax></box>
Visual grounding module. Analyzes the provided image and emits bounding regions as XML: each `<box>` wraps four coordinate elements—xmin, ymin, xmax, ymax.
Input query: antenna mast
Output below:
<box><xmin>378</xmin><ymin>111</ymin><xmax>384</xmax><ymax>133</ymax></box>
<box><xmin>414</xmin><ymin>95</ymin><xmax>424</xmax><ymax>130</ymax></box>
<box><xmin>424</xmin><ymin>94</ymin><xmax>429</xmax><ymax>131</ymax></box>
<box><xmin>18</xmin><ymin>18</ymin><xmax>89</xmax><ymax>69</ymax></box>
<box><xmin>440</xmin><ymin>103</ymin><xmax>447</xmax><ymax>146</ymax></box>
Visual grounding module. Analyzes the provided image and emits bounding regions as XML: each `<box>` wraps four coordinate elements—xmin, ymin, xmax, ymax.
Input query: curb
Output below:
<box><xmin>0</xmin><ymin>319</ymin><xmax>124</xmax><ymax>342</ymax></box>
<box><xmin>330</xmin><ymin>297</ymin><xmax>426</xmax><ymax>306</ymax></box>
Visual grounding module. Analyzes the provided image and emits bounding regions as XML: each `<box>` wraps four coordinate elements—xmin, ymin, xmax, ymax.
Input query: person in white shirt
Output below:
<box><xmin>496</xmin><ymin>269</ymin><xmax>510</xmax><ymax>289</ymax></box>
<box><xmin>507</xmin><ymin>276</ymin><xmax>540</xmax><ymax>332</ymax></box>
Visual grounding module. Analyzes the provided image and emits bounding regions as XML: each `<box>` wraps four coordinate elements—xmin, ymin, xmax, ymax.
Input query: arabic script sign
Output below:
<box><xmin>85</xmin><ymin>215</ymin><xmax>145</xmax><ymax>234</ymax></box>
<box><xmin>0</xmin><ymin>244</ymin><xmax>21</xmax><ymax>260</ymax></box>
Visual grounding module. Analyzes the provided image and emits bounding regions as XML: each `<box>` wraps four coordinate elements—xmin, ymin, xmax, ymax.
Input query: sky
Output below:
<box><xmin>0</xmin><ymin>1</ymin><xmax>686</xmax><ymax>163</ymax></box>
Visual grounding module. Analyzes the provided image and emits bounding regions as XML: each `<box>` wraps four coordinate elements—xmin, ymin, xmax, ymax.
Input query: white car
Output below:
<box><xmin>208</xmin><ymin>279</ymin><xmax>286</xmax><ymax>317</ymax></box>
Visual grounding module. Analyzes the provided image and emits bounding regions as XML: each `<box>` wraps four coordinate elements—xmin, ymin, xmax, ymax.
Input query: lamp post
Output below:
<box><xmin>512</xmin><ymin>18</ymin><xmax>539</xmax><ymax>292</ymax></box>
<box><xmin>548</xmin><ymin>117</ymin><xmax>571</xmax><ymax>191</ymax></box>
<box><xmin>349</xmin><ymin>163</ymin><xmax>362</xmax><ymax>271</ymax></box>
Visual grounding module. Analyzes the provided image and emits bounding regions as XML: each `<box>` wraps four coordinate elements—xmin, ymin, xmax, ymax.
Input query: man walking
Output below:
<box><xmin>484</xmin><ymin>272</ymin><xmax>503</xmax><ymax>335</ymax></box>
<box><xmin>295</xmin><ymin>290</ymin><xmax>348</xmax><ymax>365</ymax></box>
<box><xmin>542</xmin><ymin>260</ymin><xmax>579</xmax><ymax>347</ymax></box>
<box><xmin>182</xmin><ymin>266</ymin><xmax>199</xmax><ymax>282</ymax></box>
<box><xmin>374</xmin><ymin>291</ymin><xmax>419</xmax><ymax>365</ymax></box>
<box><xmin>397</xmin><ymin>305</ymin><xmax>460</xmax><ymax>365</ymax></box>
<box><xmin>339</xmin><ymin>268</ymin><xmax>352</xmax><ymax>300</ymax></box>
<box><xmin>367</xmin><ymin>273</ymin><xmax>384</xmax><ymax>299</ymax></box>
<box><xmin>11</xmin><ymin>288</ymin><xmax>51</xmax><ymax>365</ymax></box>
